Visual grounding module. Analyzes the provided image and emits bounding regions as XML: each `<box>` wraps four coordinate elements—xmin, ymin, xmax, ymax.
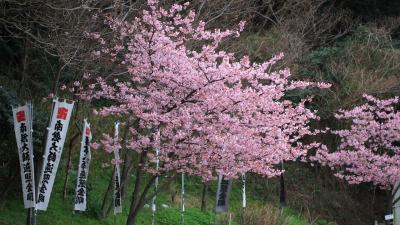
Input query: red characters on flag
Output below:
<box><xmin>85</xmin><ymin>127</ymin><xmax>90</xmax><ymax>136</ymax></box>
<box><xmin>56</xmin><ymin>107</ymin><xmax>68</xmax><ymax>120</ymax></box>
<box><xmin>16</xmin><ymin>111</ymin><xmax>26</xmax><ymax>122</ymax></box>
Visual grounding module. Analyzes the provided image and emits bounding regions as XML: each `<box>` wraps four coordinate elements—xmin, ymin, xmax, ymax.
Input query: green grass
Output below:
<box><xmin>0</xmin><ymin>151</ymin><xmax>336</xmax><ymax>225</ymax></box>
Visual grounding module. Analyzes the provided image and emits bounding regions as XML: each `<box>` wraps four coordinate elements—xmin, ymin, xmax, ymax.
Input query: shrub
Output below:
<box><xmin>236</xmin><ymin>206</ymin><xmax>285</xmax><ymax>225</ymax></box>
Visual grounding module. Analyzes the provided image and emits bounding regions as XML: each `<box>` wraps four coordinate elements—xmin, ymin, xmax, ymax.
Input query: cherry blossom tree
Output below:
<box><xmin>75</xmin><ymin>0</ymin><xmax>329</xmax><ymax>224</ymax></box>
<box><xmin>313</xmin><ymin>95</ymin><xmax>400</xmax><ymax>189</ymax></box>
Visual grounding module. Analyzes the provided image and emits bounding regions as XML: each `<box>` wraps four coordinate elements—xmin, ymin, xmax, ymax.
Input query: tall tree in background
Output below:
<box><xmin>75</xmin><ymin>0</ymin><xmax>330</xmax><ymax>224</ymax></box>
<box><xmin>313</xmin><ymin>95</ymin><xmax>400</xmax><ymax>189</ymax></box>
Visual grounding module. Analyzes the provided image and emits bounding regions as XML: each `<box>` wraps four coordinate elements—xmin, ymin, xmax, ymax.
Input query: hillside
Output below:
<box><xmin>1</xmin><ymin>0</ymin><xmax>400</xmax><ymax>225</ymax></box>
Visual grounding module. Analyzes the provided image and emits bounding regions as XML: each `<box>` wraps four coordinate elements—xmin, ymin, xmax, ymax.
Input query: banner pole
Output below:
<box><xmin>180</xmin><ymin>173</ymin><xmax>184</xmax><ymax>225</ymax></box>
<box><xmin>26</xmin><ymin>208</ymin><xmax>29</xmax><ymax>225</ymax></box>
<box><xmin>151</xmin><ymin>147</ymin><xmax>159</xmax><ymax>225</ymax></box>
<box><xmin>30</xmin><ymin>103</ymin><xmax>36</xmax><ymax>225</ymax></box>
<box><xmin>113</xmin><ymin>122</ymin><xmax>123</xmax><ymax>215</ymax></box>
<box><xmin>26</xmin><ymin>207</ymin><xmax>35</xmax><ymax>225</ymax></box>
<box><xmin>33</xmin><ymin>208</ymin><xmax>37</xmax><ymax>225</ymax></box>
<box><xmin>241</xmin><ymin>173</ymin><xmax>246</xmax><ymax>225</ymax></box>
<box><xmin>279</xmin><ymin>162</ymin><xmax>286</xmax><ymax>209</ymax></box>
<box><xmin>393</xmin><ymin>181</ymin><xmax>400</xmax><ymax>225</ymax></box>
<box><xmin>25</xmin><ymin>102</ymin><xmax>36</xmax><ymax>225</ymax></box>
<box><xmin>70</xmin><ymin>210</ymin><xmax>75</xmax><ymax>225</ymax></box>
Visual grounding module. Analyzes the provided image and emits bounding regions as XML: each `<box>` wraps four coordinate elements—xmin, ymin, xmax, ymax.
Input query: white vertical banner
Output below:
<box><xmin>151</xmin><ymin>147</ymin><xmax>159</xmax><ymax>225</ymax></box>
<box><xmin>215</xmin><ymin>175</ymin><xmax>232</xmax><ymax>213</ymax></box>
<box><xmin>74</xmin><ymin>119</ymin><xmax>92</xmax><ymax>211</ymax></box>
<box><xmin>36</xmin><ymin>99</ymin><xmax>74</xmax><ymax>211</ymax></box>
<box><xmin>180</xmin><ymin>173</ymin><xmax>185</xmax><ymax>225</ymax></box>
<box><xmin>242</xmin><ymin>173</ymin><xmax>246</xmax><ymax>208</ymax></box>
<box><xmin>113</xmin><ymin>122</ymin><xmax>122</xmax><ymax>214</ymax></box>
<box><xmin>12</xmin><ymin>103</ymin><xmax>36</xmax><ymax>208</ymax></box>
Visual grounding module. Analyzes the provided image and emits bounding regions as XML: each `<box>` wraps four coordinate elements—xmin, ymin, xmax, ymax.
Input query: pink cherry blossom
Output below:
<box><xmin>90</xmin><ymin>142</ymin><xmax>100</xmax><ymax>150</ymax></box>
<box><xmin>313</xmin><ymin>95</ymin><xmax>400</xmax><ymax>189</ymax></box>
<box><xmin>111</xmin><ymin>159</ymin><xmax>124</xmax><ymax>165</ymax></box>
<box><xmin>77</xmin><ymin>0</ymin><xmax>329</xmax><ymax>181</ymax></box>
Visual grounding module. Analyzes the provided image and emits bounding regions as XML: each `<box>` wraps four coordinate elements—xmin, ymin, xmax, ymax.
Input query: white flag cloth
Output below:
<box><xmin>36</xmin><ymin>99</ymin><xmax>74</xmax><ymax>211</ymax></box>
<box><xmin>242</xmin><ymin>173</ymin><xmax>246</xmax><ymax>208</ymax></box>
<box><xmin>215</xmin><ymin>175</ymin><xmax>233</xmax><ymax>213</ymax></box>
<box><xmin>12</xmin><ymin>103</ymin><xmax>36</xmax><ymax>208</ymax></box>
<box><xmin>73</xmin><ymin>119</ymin><xmax>92</xmax><ymax>211</ymax></box>
<box><xmin>113</xmin><ymin>122</ymin><xmax>122</xmax><ymax>214</ymax></box>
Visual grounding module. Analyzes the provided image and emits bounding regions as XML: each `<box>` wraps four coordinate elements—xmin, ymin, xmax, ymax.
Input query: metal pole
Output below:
<box><xmin>279</xmin><ymin>162</ymin><xmax>286</xmax><ymax>208</ymax></box>
<box><xmin>26</xmin><ymin>207</ymin><xmax>36</xmax><ymax>225</ymax></box>
<box><xmin>180</xmin><ymin>173</ymin><xmax>185</xmax><ymax>225</ymax></box>
<box><xmin>151</xmin><ymin>148</ymin><xmax>159</xmax><ymax>225</ymax></box>
<box><xmin>395</xmin><ymin>207</ymin><xmax>400</xmax><ymax>225</ymax></box>
<box><xmin>26</xmin><ymin>208</ymin><xmax>30</xmax><ymax>225</ymax></box>
<box><xmin>241</xmin><ymin>173</ymin><xmax>246</xmax><ymax>225</ymax></box>
<box><xmin>27</xmin><ymin>103</ymin><xmax>36</xmax><ymax>225</ymax></box>
<box><xmin>393</xmin><ymin>181</ymin><xmax>400</xmax><ymax>225</ymax></box>
<box><xmin>70</xmin><ymin>210</ymin><xmax>75</xmax><ymax>225</ymax></box>
<box><xmin>242</xmin><ymin>173</ymin><xmax>246</xmax><ymax>209</ymax></box>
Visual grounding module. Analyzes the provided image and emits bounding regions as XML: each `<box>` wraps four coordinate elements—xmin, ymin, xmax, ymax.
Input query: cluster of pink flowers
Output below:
<box><xmin>78</xmin><ymin>0</ymin><xmax>329</xmax><ymax>180</ymax></box>
<box><xmin>313</xmin><ymin>95</ymin><xmax>400</xmax><ymax>189</ymax></box>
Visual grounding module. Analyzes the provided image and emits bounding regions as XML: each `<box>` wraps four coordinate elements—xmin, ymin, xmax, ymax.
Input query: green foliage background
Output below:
<box><xmin>1</xmin><ymin>0</ymin><xmax>400</xmax><ymax>224</ymax></box>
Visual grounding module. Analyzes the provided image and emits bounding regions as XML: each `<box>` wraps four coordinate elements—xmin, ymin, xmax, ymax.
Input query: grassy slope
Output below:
<box><xmin>0</xmin><ymin>154</ymin><xmax>335</xmax><ymax>225</ymax></box>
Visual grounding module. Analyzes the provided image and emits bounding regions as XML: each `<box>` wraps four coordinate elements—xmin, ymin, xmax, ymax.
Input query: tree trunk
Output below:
<box><xmin>279</xmin><ymin>173</ymin><xmax>286</xmax><ymax>208</ymax></box>
<box><xmin>51</xmin><ymin>61</ymin><xmax>67</xmax><ymax>97</ymax></box>
<box><xmin>120</xmin><ymin>154</ymin><xmax>134</xmax><ymax>194</ymax></box>
<box><xmin>126</xmin><ymin>151</ymin><xmax>147</xmax><ymax>225</ymax></box>
<box><xmin>62</xmin><ymin>99</ymin><xmax>80</xmax><ymax>200</ymax></box>
<box><xmin>126</xmin><ymin>169</ymin><xmax>176</xmax><ymax>225</ymax></box>
<box><xmin>120</xmin><ymin>140</ymin><xmax>134</xmax><ymax>199</ymax></box>
<box><xmin>100</xmin><ymin>169</ymin><xmax>115</xmax><ymax>219</ymax></box>
<box><xmin>19</xmin><ymin>39</ymin><xmax>29</xmax><ymax>98</ymax></box>
<box><xmin>201</xmin><ymin>181</ymin><xmax>209</xmax><ymax>212</ymax></box>
<box><xmin>126</xmin><ymin>199</ymin><xmax>141</xmax><ymax>225</ymax></box>
<box><xmin>371</xmin><ymin>186</ymin><xmax>376</xmax><ymax>215</ymax></box>
<box><xmin>126</xmin><ymin>175</ymin><xmax>157</xmax><ymax>225</ymax></box>
<box><xmin>388</xmin><ymin>190</ymin><xmax>393</xmax><ymax>215</ymax></box>
<box><xmin>62</xmin><ymin>132</ymin><xmax>79</xmax><ymax>200</ymax></box>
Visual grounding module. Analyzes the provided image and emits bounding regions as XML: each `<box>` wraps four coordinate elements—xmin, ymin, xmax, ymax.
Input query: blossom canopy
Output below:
<box><xmin>78</xmin><ymin>0</ymin><xmax>330</xmax><ymax>180</ymax></box>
